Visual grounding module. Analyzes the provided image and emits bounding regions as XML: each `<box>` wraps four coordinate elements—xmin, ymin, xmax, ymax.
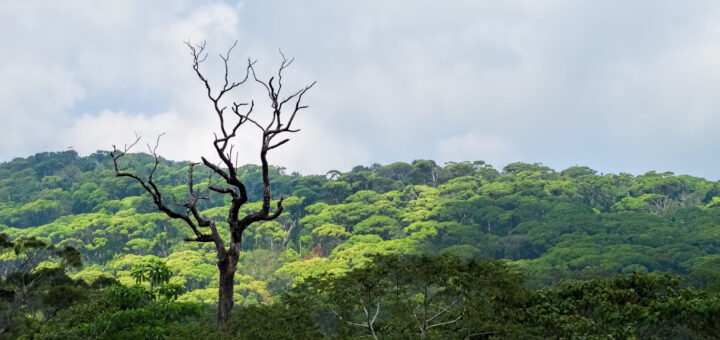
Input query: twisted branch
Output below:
<box><xmin>112</xmin><ymin>41</ymin><xmax>314</xmax><ymax>255</ymax></box>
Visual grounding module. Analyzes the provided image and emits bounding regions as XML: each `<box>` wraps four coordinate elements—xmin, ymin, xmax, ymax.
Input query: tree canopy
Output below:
<box><xmin>3</xmin><ymin>151</ymin><xmax>720</xmax><ymax>337</ymax></box>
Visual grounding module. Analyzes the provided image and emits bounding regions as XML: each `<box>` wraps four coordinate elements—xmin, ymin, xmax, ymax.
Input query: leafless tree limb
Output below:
<box><xmin>110</xmin><ymin>135</ymin><xmax>214</xmax><ymax>244</ymax></box>
<box><xmin>111</xmin><ymin>40</ymin><xmax>314</xmax><ymax>327</ymax></box>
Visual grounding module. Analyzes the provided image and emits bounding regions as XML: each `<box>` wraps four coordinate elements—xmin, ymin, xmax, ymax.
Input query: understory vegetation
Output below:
<box><xmin>2</xmin><ymin>150</ymin><xmax>720</xmax><ymax>338</ymax></box>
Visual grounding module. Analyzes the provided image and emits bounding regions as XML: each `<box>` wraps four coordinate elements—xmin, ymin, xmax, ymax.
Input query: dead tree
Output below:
<box><xmin>110</xmin><ymin>41</ymin><xmax>315</xmax><ymax>326</ymax></box>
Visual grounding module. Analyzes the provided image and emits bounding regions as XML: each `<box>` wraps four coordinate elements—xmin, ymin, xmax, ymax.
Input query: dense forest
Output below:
<box><xmin>2</xmin><ymin>150</ymin><xmax>720</xmax><ymax>338</ymax></box>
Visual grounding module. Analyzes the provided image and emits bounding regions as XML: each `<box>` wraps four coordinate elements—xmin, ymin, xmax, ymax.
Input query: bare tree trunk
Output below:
<box><xmin>217</xmin><ymin>233</ymin><xmax>241</xmax><ymax>327</ymax></box>
<box><xmin>217</xmin><ymin>250</ymin><xmax>238</xmax><ymax>327</ymax></box>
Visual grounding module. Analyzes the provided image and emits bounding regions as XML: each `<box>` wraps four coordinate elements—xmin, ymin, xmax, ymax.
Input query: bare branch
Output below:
<box><xmin>267</xmin><ymin>138</ymin><xmax>290</xmax><ymax>151</ymax></box>
<box><xmin>467</xmin><ymin>331</ymin><xmax>498</xmax><ymax>338</ymax></box>
<box><xmin>209</xmin><ymin>185</ymin><xmax>236</xmax><ymax>195</ymax></box>
<box><xmin>112</xmin><ymin>42</ymin><xmax>314</xmax><ymax>326</ymax></box>
<box><xmin>426</xmin><ymin>314</ymin><xmax>462</xmax><ymax>330</ymax></box>
<box><xmin>426</xmin><ymin>292</ymin><xmax>463</xmax><ymax>324</ymax></box>
<box><xmin>110</xmin><ymin>135</ymin><xmax>210</xmax><ymax>243</ymax></box>
<box><xmin>219</xmin><ymin>40</ymin><xmax>238</xmax><ymax>91</ymax></box>
<box><xmin>371</xmin><ymin>301</ymin><xmax>380</xmax><ymax>328</ymax></box>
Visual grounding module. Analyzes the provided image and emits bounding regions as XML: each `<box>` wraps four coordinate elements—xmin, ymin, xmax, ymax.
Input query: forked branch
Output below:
<box><xmin>110</xmin><ymin>39</ymin><xmax>314</xmax><ymax>328</ymax></box>
<box><xmin>112</xmin><ymin>41</ymin><xmax>315</xmax><ymax>248</ymax></box>
<box><xmin>185</xmin><ymin>40</ymin><xmax>315</xmax><ymax>235</ymax></box>
<box><xmin>110</xmin><ymin>134</ymin><xmax>215</xmax><ymax>244</ymax></box>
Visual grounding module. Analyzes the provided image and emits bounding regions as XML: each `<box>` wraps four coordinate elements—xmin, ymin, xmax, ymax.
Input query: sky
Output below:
<box><xmin>1</xmin><ymin>1</ymin><xmax>720</xmax><ymax>179</ymax></box>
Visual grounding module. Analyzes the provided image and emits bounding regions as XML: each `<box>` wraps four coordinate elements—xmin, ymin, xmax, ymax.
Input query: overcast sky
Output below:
<box><xmin>1</xmin><ymin>1</ymin><xmax>720</xmax><ymax>179</ymax></box>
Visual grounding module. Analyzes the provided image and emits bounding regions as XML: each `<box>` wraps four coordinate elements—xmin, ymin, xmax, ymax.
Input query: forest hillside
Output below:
<box><xmin>2</xmin><ymin>150</ymin><xmax>720</xmax><ymax>338</ymax></box>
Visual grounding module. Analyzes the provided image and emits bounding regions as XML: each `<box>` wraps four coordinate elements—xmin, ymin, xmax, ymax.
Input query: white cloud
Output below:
<box><xmin>436</xmin><ymin>133</ymin><xmax>520</xmax><ymax>168</ymax></box>
<box><xmin>0</xmin><ymin>60</ymin><xmax>84</xmax><ymax>158</ymax></box>
<box><xmin>60</xmin><ymin>110</ymin><xmax>211</xmax><ymax>161</ymax></box>
<box><xmin>61</xmin><ymin>106</ymin><xmax>369</xmax><ymax>175</ymax></box>
<box><xmin>3</xmin><ymin>1</ymin><xmax>720</xmax><ymax>179</ymax></box>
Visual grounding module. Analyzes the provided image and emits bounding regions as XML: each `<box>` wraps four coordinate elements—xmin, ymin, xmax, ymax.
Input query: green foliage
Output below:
<box><xmin>523</xmin><ymin>272</ymin><xmax>720</xmax><ymax>338</ymax></box>
<box><xmin>27</xmin><ymin>285</ymin><xmax>204</xmax><ymax>340</ymax></box>
<box><xmin>3</xmin><ymin>152</ymin><xmax>720</xmax><ymax>289</ymax></box>
<box><xmin>130</xmin><ymin>258</ymin><xmax>183</xmax><ymax>301</ymax></box>
<box><xmin>287</xmin><ymin>254</ymin><xmax>525</xmax><ymax>338</ymax></box>
<box><xmin>5</xmin><ymin>151</ymin><xmax>720</xmax><ymax>337</ymax></box>
<box><xmin>0</xmin><ymin>234</ymin><xmax>91</xmax><ymax>337</ymax></box>
<box><xmin>224</xmin><ymin>303</ymin><xmax>324</xmax><ymax>339</ymax></box>
<box><xmin>274</xmin><ymin>257</ymin><xmax>720</xmax><ymax>339</ymax></box>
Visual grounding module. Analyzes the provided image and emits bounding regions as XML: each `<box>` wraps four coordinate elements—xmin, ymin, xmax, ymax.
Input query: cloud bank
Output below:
<box><xmin>2</xmin><ymin>1</ymin><xmax>720</xmax><ymax>179</ymax></box>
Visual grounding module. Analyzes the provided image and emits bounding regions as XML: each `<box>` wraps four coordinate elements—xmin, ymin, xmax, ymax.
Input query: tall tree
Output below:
<box><xmin>110</xmin><ymin>41</ymin><xmax>315</xmax><ymax>326</ymax></box>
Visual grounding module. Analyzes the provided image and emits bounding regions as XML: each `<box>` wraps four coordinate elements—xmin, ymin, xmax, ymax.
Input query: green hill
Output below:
<box><xmin>4</xmin><ymin>150</ymin><xmax>720</xmax><ymax>338</ymax></box>
<box><xmin>2</xmin><ymin>150</ymin><xmax>720</xmax><ymax>296</ymax></box>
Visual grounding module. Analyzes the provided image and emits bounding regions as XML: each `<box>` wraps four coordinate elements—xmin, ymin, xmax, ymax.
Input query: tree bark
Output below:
<box><xmin>217</xmin><ymin>246</ymin><xmax>239</xmax><ymax>327</ymax></box>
